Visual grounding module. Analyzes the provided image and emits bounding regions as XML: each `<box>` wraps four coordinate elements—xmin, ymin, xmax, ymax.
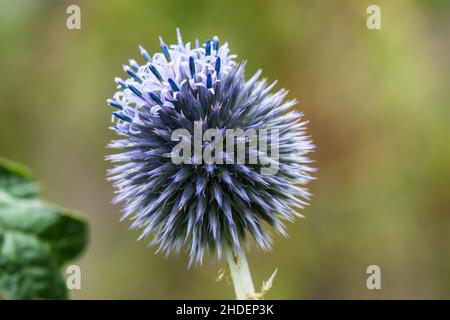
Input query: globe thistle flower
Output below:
<box><xmin>106</xmin><ymin>29</ymin><xmax>315</xmax><ymax>278</ymax></box>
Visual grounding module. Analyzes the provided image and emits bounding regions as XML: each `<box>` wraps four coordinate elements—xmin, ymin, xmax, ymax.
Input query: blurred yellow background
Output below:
<box><xmin>0</xmin><ymin>0</ymin><xmax>449</xmax><ymax>299</ymax></box>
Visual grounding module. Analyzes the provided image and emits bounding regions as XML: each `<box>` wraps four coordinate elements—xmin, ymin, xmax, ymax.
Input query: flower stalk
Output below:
<box><xmin>224</xmin><ymin>243</ymin><xmax>256</xmax><ymax>300</ymax></box>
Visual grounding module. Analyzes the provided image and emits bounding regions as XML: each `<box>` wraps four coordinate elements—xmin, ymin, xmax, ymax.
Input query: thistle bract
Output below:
<box><xmin>107</xmin><ymin>29</ymin><xmax>315</xmax><ymax>265</ymax></box>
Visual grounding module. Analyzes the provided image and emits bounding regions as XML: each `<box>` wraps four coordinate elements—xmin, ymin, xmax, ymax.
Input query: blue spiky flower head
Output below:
<box><xmin>107</xmin><ymin>29</ymin><xmax>315</xmax><ymax>265</ymax></box>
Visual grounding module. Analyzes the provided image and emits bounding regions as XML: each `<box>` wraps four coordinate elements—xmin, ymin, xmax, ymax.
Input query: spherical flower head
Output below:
<box><xmin>106</xmin><ymin>29</ymin><xmax>315</xmax><ymax>265</ymax></box>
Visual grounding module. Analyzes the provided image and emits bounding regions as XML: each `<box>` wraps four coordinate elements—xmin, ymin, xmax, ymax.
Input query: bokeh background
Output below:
<box><xmin>1</xmin><ymin>0</ymin><xmax>449</xmax><ymax>299</ymax></box>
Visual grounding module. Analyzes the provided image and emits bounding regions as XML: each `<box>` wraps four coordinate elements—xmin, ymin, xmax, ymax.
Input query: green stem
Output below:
<box><xmin>224</xmin><ymin>243</ymin><xmax>255</xmax><ymax>300</ymax></box>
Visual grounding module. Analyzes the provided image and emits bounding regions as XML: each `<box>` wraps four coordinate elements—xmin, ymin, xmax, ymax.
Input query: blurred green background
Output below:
<box><xmin>1</xmin><ymin>0</ymin><xmax>449</xmax><ymax>299</ymax></box>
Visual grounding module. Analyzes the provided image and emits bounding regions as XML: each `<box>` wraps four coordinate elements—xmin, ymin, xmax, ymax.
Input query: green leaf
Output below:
<box><xmin>0</xmin><ymin>158</ymin><xmax>88</xmax><ymax>299</ymax></box>
<box><xmin>0</xmin><ymin>193</ymin><xmax>88</xmax><ymax>265</ymax></box>
<box><xmin>0</xmin><ymin>231</ymin><xmax>67</xmax><ymax>299</ymax></box>
<box><xmin>0</xmin><ymin>157</ymin><xmax>39</xmax><ymax>198</ymax></box>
